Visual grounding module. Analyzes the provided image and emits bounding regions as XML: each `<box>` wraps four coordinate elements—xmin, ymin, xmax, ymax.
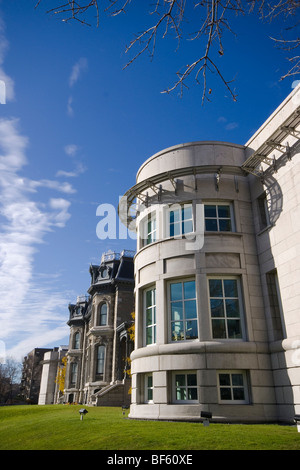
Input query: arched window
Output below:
<box><xmin>74</xmin><ymin>331</ymin><xmax>80</xmax><ymax>349</ymax></box>
<box><xmin>99</xmin><ymin>303</ymin><xmax>108</xmax><ymax>326</ymax></box>
<box><xmin>96</xmin><ymin>345</ymin><xmax>105</xmax><ymax>379</ymax></box>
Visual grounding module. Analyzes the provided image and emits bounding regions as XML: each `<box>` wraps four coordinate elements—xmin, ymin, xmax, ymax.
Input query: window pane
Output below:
<box><xmin>225</xmin><ymin>299</ymin><xmax>240</xmax><ymax>317</ymax></box>
<box><xmin>227</xmin><ymin>319</ymin><xmax>242</xmax><ymax>338</ymax></box>
<box><xmin>219</xmin><ymin>374</ymin><xmax>230</xmax><ymax>386</ymax></box>
<box><xmin>205</xmin><ymin>219</ymin><xmax>218</xmax><ymax>231</ymax></box>
<box><xmin>147</xmin><ymin>389</ymin><xmax>153</xmax><ymax>401</ymax></box>
<box><xmin>146</xmin><ymin>327</ymin><xmax>153</xmax><ymax>345</ymax></box>
<box><xmin>100</xmin><ymin>304</ymin><xmax>107</xmax><ymax>325</ymax></box>
<box><xmin>175</xmin><ymin>374</ymin><xmax>186</xmax><ymax>387</ymax></box>
<box><xmin>171</xmin><ymin>302</ymin><xmax>183</xmax><ymax>321</ymax></box>
<box><xmin>185</xmin><ymin>300</ymin><xmax>197</xmax><ymax>319</ymax></box>
<box><xmin>147</xmin><ymin>375</ymin><xmax>153</xmax><ymax>388</ymax></box>
<box><xmin>184</xmin><ymin>281</ymin><xmax>195</xmax><ymax>299</ymax></box>
<box><xmin>220</xmin><ymin>388</ymin><xmax>232</xmax><ymax>400</ymax></box>
<box><xmin>188</xmin><ymin>388</ymin><xmax>198</xmax><ymax>400</ymax></box>
<box><xmin>224</xmin><ymin>279</ymin><xmax>238</xmax><ymax>297</ymax></box>
<box><xmin>210</xmin><ymin>299</ymin><xmax>224</xmax><ymax>317</ymax></box>
<box><xmin>212</xmin><ymin>319</ymin><xmax>226</xmax><ymax>338</ymax></box>
<box><xmin>183</xmin><ymin>205</ymin><xmax>192</xmax><ymax>220</ymax></box>
<box><xmin>176</xmin><ymin>388</ymin><xmax>186</xmax><ymax>401</ymax></box>
<box><xmin>170</xmin><ymin>209</ymin><xmax>180</xmax><ymax>223</ymax></box>
<box><xmin>219</xmin><ymin>219</ymin><xmax>232</xmax><ymax>231</ymax></box>
<box><xmin>233</xmin><ymin>388</ymin><xmax>245</xmax><ymax>401</ymax></box>
<box><xmin>170</xmin><ymin>221</ymin><xmax>180</xmax><ymax>237</ymax></box>
<box><xmin>218</xmin><ymin>205</ymin><xmax>230</xmax><ymax>218</ymax></box>
<box><xmin>146</xmin><ymin>308</ymin><xmax>154</xmax><ymax>325</ymax></box>
<box><xmin>232</xmin><ymin>374</ymin><xmax>244</xmax><ymax>386</ymax></box>
<box><xmin>172</xmin><ymin>322</ymin><xmax>184</xmax><ymax>341</ymax></box>
<box><xmin>171</xmin><ymin>283</ymin><xmax>182</xmax><ymax>301</ymax></box>
<box><xmin>205</xmin><ymin>205</ymin><xmax>217</xmax><ymax>217</ymax></box>
<box><xmin>183</xmin><ymin>219</ymin><xmax>193</xmax><ymax>234</ymax></box>
<box><xmin>209</xmin><ymin>279</ymin><xmax>223</xmax><ymax>297</ymax></box>
<box><xmin>185</xmin><ymin>320</ymin><xmax>198</xmax><ymax>339</ymax></box>
<box><xmin>187</xmin><ymin>374</ymin><xmax>197</xmax><ymax>386</ymax></box>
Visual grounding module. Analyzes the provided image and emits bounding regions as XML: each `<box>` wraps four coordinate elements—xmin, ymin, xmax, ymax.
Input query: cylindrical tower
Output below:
<box><xmin>123</xmin><ymin>141</ymin><xmax>277</xmax><ymax>423</ymax></box>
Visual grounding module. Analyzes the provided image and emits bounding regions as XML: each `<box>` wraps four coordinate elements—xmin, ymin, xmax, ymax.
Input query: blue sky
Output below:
<box><xmin>0</xmin><ymin>1</ymin><xmax>297</xmax><ymax>361</ymax></box>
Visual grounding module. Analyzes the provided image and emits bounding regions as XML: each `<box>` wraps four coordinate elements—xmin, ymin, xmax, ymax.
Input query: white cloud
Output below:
<box><xmin>69</xmin><ymin>57</ymin><xmax>88</xmax><ymax>87</ymax></box>
<box><xmin>67</xmin><ymin>95</ymin><xmax>74</xmax><ymax>117</ymax></box>
<box><xmin>0</xmin><ymin>17</ymin><xmax>15</xmax><ymax>102</ymax></box>
<box><xmin>64</xmin><ymin>144</ymin><xmax>79</xmax><ymax>157</ymax></box>
<box><xmin>0</xmin><ymin>118</ymin><xmax>74</xmax><ymax>360</ymax></box>
<box><xmin>56</xmin><ymin>162</ymin><xmax>86</xmax><ymax>178</ymax></box>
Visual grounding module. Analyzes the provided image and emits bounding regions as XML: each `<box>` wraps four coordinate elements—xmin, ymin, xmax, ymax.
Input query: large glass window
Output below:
<box><xmin>204</xmin><ymin>203</ymin><xmax>233</xmax><ymax>232</ymax></box>
<box><xmin>168</xmin><ymin>204</ymin><xmax>193</xmax><ymax>237</ymax></box>
<box><xmin>70</xmin><ymin>362</ymin><xmax>78</xmax><ymax>385</ymax></box>
<box><xmin>73</xmin><ymin>331</ymin><xmax>80</xmax><ymax>349</ymax></box>
<box><xmin>170</xmin><ymin>280</ymin><xmax>198</xmax><ymax>341</ymax></box>
<box><xmin>144</xmin><ymin>287</ymin><xmax>156</xmax><ymax>345</ymax></box>
<box><xmin>141</xmin><ymin>213</ymin><xmax>157</xmax><ymax>247</ymax></box>
<box><xmin>99</xmin><ymin>303</ymin><xmax>107</xmax><ymax>326</ymax></box>
<box><xmin>96</xmin><ymin>345</ymin><xmax>105</xmax><ymax>378</ymax></box>
<box><xmin>217</xmin><ymin>371</ymin><xmax>249</xmax><ymax>404</ymax></box>
<box><xmin>208</xmin><ymin>278</ymin><xmax>244</xmax><ymax>339</ymax></box>
<box><xmin>144</xmin><ymin>373</ymin><xmax>154</xmax><ymax>403</ymax></box>
<box><xmin>173</xmin><ymin>372</ymin><xmax>198</xmax><ymax>403</ymax></box>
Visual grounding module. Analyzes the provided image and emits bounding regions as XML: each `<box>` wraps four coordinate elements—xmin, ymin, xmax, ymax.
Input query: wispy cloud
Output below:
<box><xmin>217</xmin><ymin>116</ymin><xmax>239</xmax><ymax>131</ymax></box>
<box><xmin>56</xmin><ymin>162</ymin><xmax>86</xmax><ymax>178</ymax></box>
<box><xmin>0</xmin><ymin>118</ymin><xmax>74</xmax><ymax>360</ymax></box>
<box><xmin>67</xmin><ymin>58</ymin><xmax>88</xmax><ymax>116</ymax></box>
<box><xmin>0</xmin><ymin>17</ymin><xmax>14</xmax><ymax>102</ymax></box>
<box><xmin>64</xmin><ymin>144</ymin><xmax>79</xmax><ymax>157</ymax></box>
<box><xmin>69</xmin><ymin>57</ymin><xmax>88</xmax><ymax>87</ymax></box>
<box><xmin>67</xmin><ymin>95</ymin><xmax>74</xmax><ymax>117</ymax></box>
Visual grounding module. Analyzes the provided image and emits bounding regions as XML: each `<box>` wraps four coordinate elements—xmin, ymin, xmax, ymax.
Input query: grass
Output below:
<box><xmin>0</xmin><ymin>404</ymin><xmax>299</xmax><ymax>450</ymax></box>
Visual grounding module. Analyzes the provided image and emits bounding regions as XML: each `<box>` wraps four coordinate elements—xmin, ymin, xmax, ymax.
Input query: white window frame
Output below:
<box><xmin>172</xmin><ymin>371</ymin><xmax>199</xmax><ymax>404</ymax></box>
<box><xmin>144</xmin><ymin>286</ymin><xmax>156</xmax><ymax>346</ymax></box>
<box><xmin>168</xmin><ymin>278</ymin><xmax>198</xmax><ymax>342</ymax></box>
<box><xmin>204</xmin><ymin>202</ymin><xmax>235</xmax><ymax>232</ymax></box>
<box><xmin>217</xmin><ymin>370</ymin><xmax>250</xmax><ymax>404</ymax></box>
<box><xmin>208</xmin><ymin>276</ymin><xmax>245</xmax><ymax>340</ymax></box>
<box><xmin>165</xmin><ymin>203</ymin><xmax>194</xmax><ymax>238</ymax></box>
<box><xmin>144</xmin><ymin>373</ymin><xmax>154</xmax><ymax>403</ymax></box>
<box><xmin>140</xmin><ymin>211</ymin><xmax>157</xmax><ymax>248</ymax></box>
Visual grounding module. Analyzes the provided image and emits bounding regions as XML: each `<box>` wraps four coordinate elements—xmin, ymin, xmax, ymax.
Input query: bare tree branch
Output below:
<box><xmin>35</xmin><ymin>0</ymin><xmax>300</xmax><ymax>101</ymax></box>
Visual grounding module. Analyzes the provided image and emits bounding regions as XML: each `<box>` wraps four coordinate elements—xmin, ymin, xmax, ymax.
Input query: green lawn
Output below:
<box><xmin>0</xmin><ymin>405</ymin><xmax>299</xmax><ymax>450</ymax></box>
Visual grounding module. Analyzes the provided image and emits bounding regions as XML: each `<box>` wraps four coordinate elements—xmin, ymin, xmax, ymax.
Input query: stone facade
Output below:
<box><xmin>64</xmin><ymin>250</ymin><xmax>135</xmax><ymax>406</ymax></box>
<box><xmin>38</xmin><ymin>346</ymin><xmax>68</xmax><ymax>405</ymax></box>
<box><xmin>122</xmin><ymin>84</ymin><xmax>300</xmax><ymax>423</ymax></box>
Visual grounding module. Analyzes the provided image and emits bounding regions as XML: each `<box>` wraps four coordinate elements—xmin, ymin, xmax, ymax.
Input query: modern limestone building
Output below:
<box><xmin>120</xmin><ymin>83</ymin><xmax>300</xmax><ymax>423</ymax></box>
<box><xmin>63</xmin><ymin>250</ymin><xmax>135</xmax><ymax>406</ymax></box>
<box><xmin>38</xmin><ymin>346</ymin><xmax>68</xmax><ymax>405</ymax></box>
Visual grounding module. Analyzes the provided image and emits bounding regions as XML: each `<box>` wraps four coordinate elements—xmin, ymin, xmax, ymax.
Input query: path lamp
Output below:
<box><xmin>294</xmin><ymin>415</ymin><xmax>300</xmax><ymax>432</ymax></box>
<box><xmin>201</xmin><ymin>411</ymin><xmax>212</xmax><ymax>427</ymax></box>
<box><xmin>79</xmin><ymin>408</ymin><xmax>88</xmax><ymax>421</ymax></box>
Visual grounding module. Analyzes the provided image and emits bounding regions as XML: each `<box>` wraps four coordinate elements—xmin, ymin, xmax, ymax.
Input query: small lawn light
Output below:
<box><xmin>122</xmin><ymin>405</ymin><xmax>129</xmax><ymax>418</ymax></box>
<box><xmin>294</xmin><ymin>414</ymin><xmax>300</xmax><ymax>433</ymax></box>
<box><xmin>79</xmin><ymin>408</ymin><xmax>88</xmax><ymax>421</ymax></box>
<box><xmin>201</xmin><ymin>411</ymin><xmax>212</xmax><ymax>427</ymax></box>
